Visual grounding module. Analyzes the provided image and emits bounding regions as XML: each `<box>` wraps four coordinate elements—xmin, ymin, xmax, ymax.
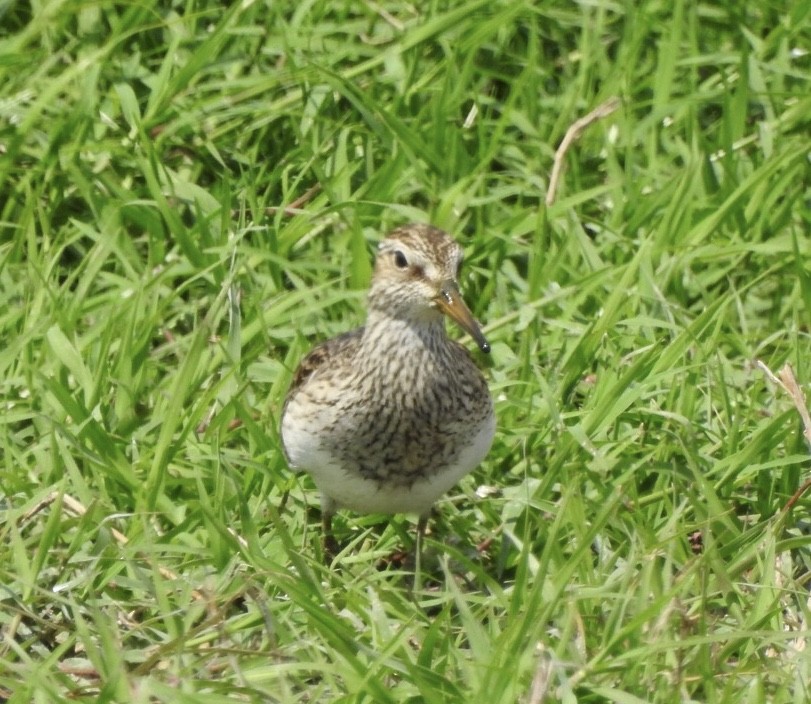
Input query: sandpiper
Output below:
<box><xmin>280</xmin><ymin>223</ymin><xmax>495</xmax><ymax>558</ymax></box>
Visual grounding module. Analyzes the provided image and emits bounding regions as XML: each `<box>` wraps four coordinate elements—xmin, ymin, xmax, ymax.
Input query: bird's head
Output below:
<box><xmin>369</xmin><ymin>223</ymin><xmax>490</xmax><ymax>353</ymax></box>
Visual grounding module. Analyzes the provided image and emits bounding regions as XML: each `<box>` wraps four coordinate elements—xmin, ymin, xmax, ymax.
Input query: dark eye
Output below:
<box><xmin>393</xmin><ymin>251</ymin><xmax>408</xmax><ymax>268</ymax></box>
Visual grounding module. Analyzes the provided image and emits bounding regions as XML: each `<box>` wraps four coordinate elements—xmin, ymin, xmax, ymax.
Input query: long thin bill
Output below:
<box><xmin>436</xmin><ymin>281</ymin><xmax>490</xmax><ymax>353</ymax></box>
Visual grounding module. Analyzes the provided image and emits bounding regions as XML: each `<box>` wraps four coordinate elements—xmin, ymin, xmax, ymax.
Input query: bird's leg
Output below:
<box><xmin>414</xmin><ymin>512</ymin><xmax>430</xmax><ymax>592</ymax></box>
<box><xmin>320</xmin><ymin>494</ymin><xmax>339</xmax><ymax>562</ymax></box>
<box><xmin>322</xmin><ymin>512</ymin><xmax>339</xmax><ymax>561</ymax></box>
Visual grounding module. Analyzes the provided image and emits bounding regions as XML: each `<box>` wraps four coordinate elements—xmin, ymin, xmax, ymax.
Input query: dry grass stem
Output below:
<box><xmin>545</xmin><ymin>97</ymin><xmax>620</xmax><ymax>206</ymax></box>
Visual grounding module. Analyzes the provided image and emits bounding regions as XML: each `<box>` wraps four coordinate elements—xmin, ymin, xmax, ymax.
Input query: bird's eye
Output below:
<box><xmin>393</xmin><ymin>251</ymin><xmax>408</xmax><ymax>269</ymax></box>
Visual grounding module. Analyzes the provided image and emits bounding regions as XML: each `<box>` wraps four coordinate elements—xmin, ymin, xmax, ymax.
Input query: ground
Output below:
<box><xmin>1</xmin><ymin>1</ymin><xmax>810</xmax><ymax>702</ymax></box>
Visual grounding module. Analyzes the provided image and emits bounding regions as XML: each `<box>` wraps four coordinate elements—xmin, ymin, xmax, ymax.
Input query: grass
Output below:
<box><xmin>1</xmin><ymin>0</ymin><xmax>810</xmax><ymax>701</ymax></box>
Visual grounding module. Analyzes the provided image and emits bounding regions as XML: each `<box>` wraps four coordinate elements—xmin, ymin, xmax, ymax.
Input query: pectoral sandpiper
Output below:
<box><xmin>280</xmin><ymin>223</ymin><xmax>495</xmax><ymax>559</ymax></box>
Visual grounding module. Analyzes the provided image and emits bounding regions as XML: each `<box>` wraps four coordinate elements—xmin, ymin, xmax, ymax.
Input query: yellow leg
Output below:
<box><xmin>321</xmin><ymin>494</ymin><xmax>338</xmax><ymax>562</ymax></box>
<box><xmin>414</xmin><ymin>513</ymin><xmax>429</xmax><ymax>592</ymax></box>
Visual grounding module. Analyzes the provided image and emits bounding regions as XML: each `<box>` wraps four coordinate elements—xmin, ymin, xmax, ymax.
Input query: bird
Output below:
<box><xmin>280</xmin><ymin>223</ymin><xmax>495</xmax><ymax>562</ymax></box>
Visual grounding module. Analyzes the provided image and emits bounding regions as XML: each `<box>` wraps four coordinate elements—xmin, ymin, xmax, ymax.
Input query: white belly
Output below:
<box><xmin>281</xmin><ymin>410</ymin><xmax>495</xmax><ymax>515</ymax></box>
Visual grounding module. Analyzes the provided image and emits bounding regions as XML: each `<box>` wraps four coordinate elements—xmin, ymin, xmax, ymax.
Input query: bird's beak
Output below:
<box><xmin>435</xmin><ymin>280</ymin><xmax>490</xmax><ymax>353</ymax></box>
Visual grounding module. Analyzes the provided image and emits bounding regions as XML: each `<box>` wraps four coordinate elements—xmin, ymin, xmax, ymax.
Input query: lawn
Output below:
<box><xmin>1</xmin><ymin>1</ymin><xmax>810</xmax><ymax>702</ymax></box>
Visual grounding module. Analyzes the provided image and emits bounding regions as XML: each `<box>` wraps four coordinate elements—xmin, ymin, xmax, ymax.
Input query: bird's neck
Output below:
<box><xmin>360</xmin><ymin>308</ymin><xmax>448</xmax><ymax>360</ymax></box>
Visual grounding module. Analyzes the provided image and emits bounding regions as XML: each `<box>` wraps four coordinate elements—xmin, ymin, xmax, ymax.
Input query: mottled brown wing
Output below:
<box><xmin>285</xmin><ymin>327</ymin><xmax>364</xmax><ymax>399</ymax></box>
<box><xmin>280</xmin><ymin>327</ymin><xmax>363</xmax><ymax>464</ymax></box>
